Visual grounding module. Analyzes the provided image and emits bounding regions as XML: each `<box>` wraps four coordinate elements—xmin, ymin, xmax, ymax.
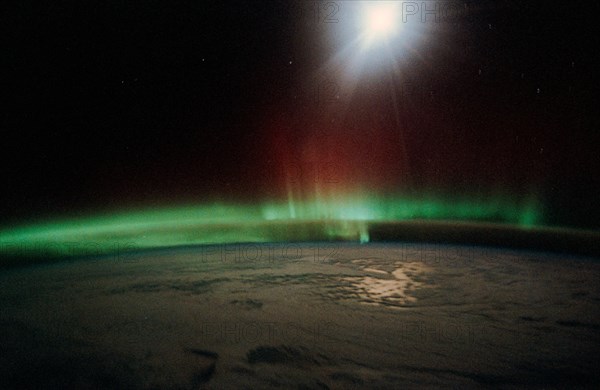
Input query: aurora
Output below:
<box><xmin>0</xmin><ymin>193</ymin><xmax>543</xmax><ymax>260</ymax></box>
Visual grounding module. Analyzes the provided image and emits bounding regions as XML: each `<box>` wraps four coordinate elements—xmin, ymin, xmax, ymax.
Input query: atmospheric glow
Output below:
<box><xmin>0</xmin><ymin>194</ymin><xmax>544</xmax><ymax>260</ymax></box>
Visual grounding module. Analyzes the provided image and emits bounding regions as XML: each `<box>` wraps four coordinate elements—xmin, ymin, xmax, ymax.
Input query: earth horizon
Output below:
<box><xmin>1</xmin><ymin>241</ymin><xmax>599</xmax><ymax>389</ymax></box>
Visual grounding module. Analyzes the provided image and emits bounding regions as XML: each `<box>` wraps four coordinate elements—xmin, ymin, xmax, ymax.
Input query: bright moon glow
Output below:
<box><xmin>362</xmin><ymin>1</ymin><xmax>401</xmax><ymax>46</ymax></box>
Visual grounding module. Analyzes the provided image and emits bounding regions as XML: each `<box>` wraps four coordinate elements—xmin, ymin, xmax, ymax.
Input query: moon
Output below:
<box><xmin>361</xmin><ymin>1</ymin><xmax>402</xmax><ymax>47</ymax></box>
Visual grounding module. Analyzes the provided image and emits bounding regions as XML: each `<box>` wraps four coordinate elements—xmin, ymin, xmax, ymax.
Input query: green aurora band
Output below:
<box><xmin>0</xmin><ymin>194</ymin><xmax>544</xmax><ymax>259</ymax></box>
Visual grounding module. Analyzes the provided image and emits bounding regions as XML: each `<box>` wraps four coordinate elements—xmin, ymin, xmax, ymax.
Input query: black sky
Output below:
<box><xmin>2</xmin><ymin>0</ymin><xmax>599</xmax><ymax>229</ymax></box>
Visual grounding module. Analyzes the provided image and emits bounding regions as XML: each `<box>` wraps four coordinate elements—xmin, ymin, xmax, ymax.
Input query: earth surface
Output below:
<box><xmin>1</xmin><ymin>242</ymin><xmax>599</xmax><ymax>389</ymax></box>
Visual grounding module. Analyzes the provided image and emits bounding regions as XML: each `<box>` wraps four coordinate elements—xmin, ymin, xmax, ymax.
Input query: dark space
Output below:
<box><xmin>2</xmin><ymin>0</ymin><xmax>599</xmax><ymax>228</ymax></box>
